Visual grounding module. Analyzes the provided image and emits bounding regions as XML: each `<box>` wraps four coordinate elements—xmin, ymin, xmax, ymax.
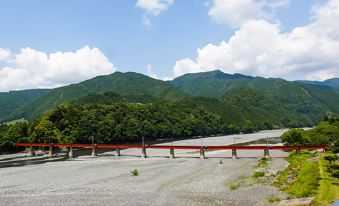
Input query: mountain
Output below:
<box><xmin>0</xmin><ymin>72</ymin><xmax>187</xmax><ymax>122</ymax></box>
<box><xmin>297</xmin><ymin>78</ymin><xmax>339</xmax><ymax>90</ymax></box>
<box><xmin>171</xmin><ymin>70</ymin><xmax>339</xmax><ymax>124</ymax></box>
<box><xmin>0</xmin><ymin>89</ymin><xmax>49</xmax><ymax>119</ymax></box>
<box><xmin>1</xmin><ymin>70</ymin><xmax>339</xmax><ymax>129</ymax></box>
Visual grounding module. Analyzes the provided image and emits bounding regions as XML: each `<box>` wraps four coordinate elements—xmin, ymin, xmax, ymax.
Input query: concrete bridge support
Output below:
<box><xmin>68</xmin><ymin>147</ymin><xmax>74</xmax><ymax>158</ymax></box>
<box><xmin>141</xmin><ymin>147</ymin><xmax>147</xmax><ymax>158</ymax></box>
<box><xmin>264</xmin><ymin>148</ymin><xmax>270</xmax><ymax>158</ymax></box>
<box><xmin>296</xmin><ymin>147</ymin><xmax>301</xmax><ymax>155</ymax></box>
<box><xmin>91</xmin><ymin>144</ymin><xmax>97</xmax><ymax>157</ymax></box>
<box><xmin>28</xmin><ymin>146</ymin><xmax>35</xmax><ymax>157</ymax></box>
<box><xmin>115</xmin><ymin>148</ymin><xmax>121</xmax><ymax>156</ymax></box>
<box><xmin>200</xmin><ymin>148</ymin><xmax>206</xmax><ymax>159</ymax></box>
<box><xmin>48</xmin><ymin>145</ymin><xmax>53</xmax><ymax>157</ymax></box>
<box><xmin>232</xmin><ymin>148</ymin><xmax>237</xmax><ymax>159</ymax></box>
<box><xmin>169</xmin><ymin>148</ymin><xmax>175</xmax><ymax>159</ymax></box>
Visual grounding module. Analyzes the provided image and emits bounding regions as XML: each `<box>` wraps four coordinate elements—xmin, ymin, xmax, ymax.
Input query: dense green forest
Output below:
<box><xmin>1</xmin><ymin>70</ymin><xmax>339</xmax><ymax>152</ymax></box>
<box><xmin>281</xmin><ymin>115</ymin><xmax>339</xmax><ymax>147</ymax></box>
<box><xmin>1</xmin><ymin>70</ymin><xmax>339</xmax><ymax>124</ymax></box>
<box><xmin>0</xmin><ymin>99</ymin><xmax>228</xmax><ymax>152</ymax></box>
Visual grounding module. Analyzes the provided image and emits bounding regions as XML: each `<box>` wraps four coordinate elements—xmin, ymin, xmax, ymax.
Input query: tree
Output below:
<box><xmin>281</xmin><ymin>128</ymin><xmax>307</xmax><ymax>146</ymax></box>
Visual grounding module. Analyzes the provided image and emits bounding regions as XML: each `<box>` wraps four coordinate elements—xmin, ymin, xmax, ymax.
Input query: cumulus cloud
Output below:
<box><xmin>0</xmin><ymin>45</ymin><xmax>116</xmax><ymax>92</ymax></box>
<box><xmin>173</xmin><ymin>0</ymin><xmax>339</xmax><ymax>81</ymax></box>
<box><xmin>208</xmin><ymin>0</ymin><xmax>290</xmax><ymax>28</ymax></box>
<box><xmin>146</xmin><ymin>64</ymin><xmax>158</xmax><ymax>79</ymax></box>
<box><xmin>136</xmin><ymin>0</ymin><xmax>173</xmax><ymax>26</ymax></box>
<box><xmin>0</xmin><ymin>48</ymin><xmax>11</xmax><ymax>61</ymax></box>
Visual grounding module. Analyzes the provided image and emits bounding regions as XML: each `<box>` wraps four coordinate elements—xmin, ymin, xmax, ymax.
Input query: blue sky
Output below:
<box><xmin>1</xmin><ymin>0</ymin><xmax>338</xmax><ymax>91</ymax></box>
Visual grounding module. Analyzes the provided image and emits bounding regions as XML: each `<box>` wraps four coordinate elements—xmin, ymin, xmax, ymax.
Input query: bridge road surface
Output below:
<box><xmin>0</xmin><ymin>129</ymin><xmax>291</xmax><ymax>206</ymax></box>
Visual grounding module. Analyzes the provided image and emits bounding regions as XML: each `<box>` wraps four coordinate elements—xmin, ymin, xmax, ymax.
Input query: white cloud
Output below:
<box><xmin>0</xmin><ymin>45</ymin><xmax>116</xmax><ymax>92</ymax></box>
<box><xmin>136</xmin><ymin>0</ymin><xmax>173</xmax><ymax>26</ymax></box>
<box><xmin>173</xmin><ymin>0</ymin><xmax>339</xmax><ymax>81</ymax></box>
<box><xmin>146</xmin><ymin>64</ymin><xmax>158</xmax><ymax>79</ymax></box>
<box><xmin>146</xmin><ymin>64</ymin><xmax>174</xmax><ymax>81</ymax></box>
<box><xmin>0</xmin><ymin>48</ymin><xmax>11</xmax><ymax>61</ymax></box>
<box><xmin>136</xmin><ymin>0</ymin><xmax>173</xmax><ymax>16</ymax></box>
<box><xmin>208</xmin><ymin>0</ymin><xmax>290</xmax><ymax>28</ymax></box>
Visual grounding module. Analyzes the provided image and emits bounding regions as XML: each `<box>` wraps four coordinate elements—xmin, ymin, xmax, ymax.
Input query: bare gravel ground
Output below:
<box><xmin>0</xmin><ymin>130</ymin><xmax>289</xmax><ymax>206</ymax></box>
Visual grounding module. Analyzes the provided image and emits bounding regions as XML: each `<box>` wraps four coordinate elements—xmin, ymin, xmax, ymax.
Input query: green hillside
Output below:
<box><xmin>297</xmin><ymin>78</ymin><xmax>339</xmax><ymax>90</ymax></box>
<box><xmin>0</xmin><ymin>72</ymin><xmax>187</xmax><ymax>122</ymax></box>
<box><xmin>1</xmin><ymin>70</ymin><xmax>339</xmax><ymax>130</ymax></box>
<box><xmin>171</xmin><ymin>70</ymin><xmax>339</xmax><ymax>125</ymax></box>
<box><xmin>0</xmin><ymin>89</ymin><xmax>49</xmax><ymax>118</ymax></box>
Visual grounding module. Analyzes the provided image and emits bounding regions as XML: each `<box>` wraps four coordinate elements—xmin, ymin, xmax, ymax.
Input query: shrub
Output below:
<box><xmin>131</xmin><ymin>168</ymin><xmax>139</xmax><ymax>176</ymax></box>
<box><xmin>252</xmin><ymin>171</ymin><xmax>265</xmax><ymax>178</ymax></box>
<box><xmin>267</xmin><ymin>194</ymin><xmax>280</xmax><ymax>203</ymax></box>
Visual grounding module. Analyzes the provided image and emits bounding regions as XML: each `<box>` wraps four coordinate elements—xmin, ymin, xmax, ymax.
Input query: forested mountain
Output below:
<box><xmin>1</xmin><ymin>70</ymin><xmax>339</xmax><ymax>151</ymax></box>
<box><xmin>0</xmin><ymin>89</ymin><xmax>49</xmax><ymax>118</ymax></box>
<box><xmin>1</xmin><ymin>70</ymin><xmax>339</xmax><ymax>130</ymax></box>
<box><xmin>171</xmin><ymin>70</ymin><xmax>339</xmax><ymax>124</ymax></box>
<box><xmin>298</xmin><ymin>78</ymin><xmax>339</xmax><ymax>90</ymax></box>
<box><xmin>0</xmin><ymin>72</ymin><xmax>187</xmax><ymax>122</ymax></box>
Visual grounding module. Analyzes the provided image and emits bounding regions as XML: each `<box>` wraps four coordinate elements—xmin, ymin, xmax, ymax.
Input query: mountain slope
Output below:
<box><xmin>0</xmin><ymin>89</ymin><xmax>49</xmax><ymax>119</ymax></box>
<box><xmin>297</xmin><ymin>78</ymin><xmax>339</xmax><ymax>90</ymax></box>
<box><xmin>1</xmin><ymin>72</ymin><xmax>187</xmax><ymax>122</ymax></box>
<box><xmin>171</xmin><ymin>70</ymin><xmax>339</xmax><ymax>124</ymax></box>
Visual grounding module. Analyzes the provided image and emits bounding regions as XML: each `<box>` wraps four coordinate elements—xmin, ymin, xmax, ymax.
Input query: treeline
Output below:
<box><xmin>0</xmin><ymin>101</ymin><xmax>232</xmax><ymax>152</ymax></box>
<box><xmin>281</xmin><ymin>115</ymin><xmax>339</xmax><ymax>148</ymax></box>
<box><xmin>0</xmin><ymin>122</ymin><xmax>28</xmax><ymax>152</ymax></box>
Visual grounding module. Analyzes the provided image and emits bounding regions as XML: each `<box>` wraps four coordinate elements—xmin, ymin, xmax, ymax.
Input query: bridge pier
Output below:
<box><xmin>232</xmin><ymin>148</ymin><xmax>237</xmax><ymax>159</ymax></box>
<box><xmin>264</xmin><ymin>148</ymin><xmax>269</xmax><ymax>158</ymax></box>
<box><xmin>115</xmin><ymin>148</ymin><xmax>121</xmax><ymax>156</ymax></box>
<box><xmin>68</xmin><ymin>147</ymin><xmax>74</xmax><ymax>158</ymax></box>
<box><xmin>141</xmin><ymin>147</ymin><xmax>147</xmax><ymax>158</ymax></box>
<box><xmin>200</xmin><ymin>148</ymin><xmax>206</xmax><ymax>159</ymax></box>
<box><xmin>169</xmin><ymin>148</ymin><xmax>175</xmax><ymax>159</ymax></box>
<box><xmin>28</xmin><ymin>146</ymin><xmax>35</xmax><ymax>157</ymax></box>
<box><xmin>296</xmin><ymin>147</ymin><xmax>301</xmax><ymax>155</ymax></box>
<box><xmin>91</xmin><ymin>144</ymin><xmax>97</xmax><ymax>157</ymax></box>
<box><xmin>48</xmin><ymin>145</ymin><xmax>53</xmax><ymax>157</ymax></box>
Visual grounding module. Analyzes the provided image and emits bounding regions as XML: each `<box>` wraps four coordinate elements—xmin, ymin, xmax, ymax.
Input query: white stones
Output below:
<box><xmin>277</xmin><ymin>197</ymin><xmax>315</xmax><ymax>206</ymax></box>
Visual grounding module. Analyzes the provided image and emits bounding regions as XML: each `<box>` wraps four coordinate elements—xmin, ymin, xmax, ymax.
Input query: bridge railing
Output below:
<box><xmin>15</xmin><ymin>143</ymin><xmax>327</xmax><ymax>159</ymax></box>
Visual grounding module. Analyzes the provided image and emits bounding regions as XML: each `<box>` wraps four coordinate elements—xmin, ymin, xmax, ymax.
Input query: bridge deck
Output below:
<box><xmin>15</xmin><ymin>143</ymin><xmax>327</xmax><ymax>150</ymax></box>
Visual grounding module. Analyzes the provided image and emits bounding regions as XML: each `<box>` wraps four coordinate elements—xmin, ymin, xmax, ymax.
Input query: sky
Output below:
<box><xmin>1</xmin><ymin>0</ymin><xmax>338</xmax><ymax>92</ymax></box>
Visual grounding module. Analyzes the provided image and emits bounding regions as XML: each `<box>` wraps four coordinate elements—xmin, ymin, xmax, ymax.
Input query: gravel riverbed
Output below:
<box><xmin>0</xmin><ymin>130</ymin><xmax>289</xmax><ymax>206</ymax></box>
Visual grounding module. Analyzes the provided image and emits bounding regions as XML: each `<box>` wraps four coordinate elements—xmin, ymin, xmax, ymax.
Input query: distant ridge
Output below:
<box><xmin>1</xmin><ymin>70</ymin><xmax>339</xmax><ymax>129</ymax></box>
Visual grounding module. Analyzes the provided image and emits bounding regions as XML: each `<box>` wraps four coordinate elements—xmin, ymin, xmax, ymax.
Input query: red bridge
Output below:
<box><xmin>16</xmin><ymin>143</ymin><xmax>327</xmax><ymax>159</ymax></box>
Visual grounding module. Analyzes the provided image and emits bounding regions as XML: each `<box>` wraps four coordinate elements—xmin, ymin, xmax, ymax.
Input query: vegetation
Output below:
<box><xmin>1</xmin><ymin>71</ymin><xmax>339</xmax><ymax>153</ymax></box>
<box><xmin>252</xmin><ymin>171</ymin><xmax>265</xmax><ymax>178</ymax></box>
<box><xmin>275</xmin><ymin>152</ymin><xmax>315</xmax><ymax>192</ymax></box>
<box><xmin>267</xmin><ymin>194</ymin><xmax>280</xmax><ymax>203</ymax></box>
<box><xmin>314</xmin><ymin>154</ymin><xmax>339</xmax><ymax>205</ymax></box>
<box><xmin>0</xmin><ymin>122</ymin><xmax>29</xmax><ymax>153</ymax></box>
<box><xmin>2</xmin><ymin>70</ymin><xmax>339</xmax><ymax>130</ymax></box>
<box><xmin>288</xmin><ymin>160</ymin><xmax>320</xmax><ymax>198</ymax></box>
<box><xmin>28</xmin><ymin>101</ymin><xmax>225</xmax><ymax>145</ymax></box>
<box><xmin>131</xmin><ymin>168</ymin><xmax>139</xmax><ymax>176</ymax></box>
<box><xmin>0</xmin><ymin>89</ymin><xmax>48</xmax><ymax>118</ymax></box>
<box><xmin>281</xmin><ymin>115</ymin><xmax>339</xmax><ymax>146</ymax></box>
